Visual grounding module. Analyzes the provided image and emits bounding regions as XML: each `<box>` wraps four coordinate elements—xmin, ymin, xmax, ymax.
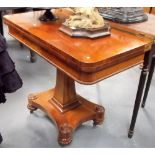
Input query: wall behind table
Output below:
<box><xmin>144</xmin><ymin>7</ymin><xmax>155</xmax><ymax>14</ymax></box>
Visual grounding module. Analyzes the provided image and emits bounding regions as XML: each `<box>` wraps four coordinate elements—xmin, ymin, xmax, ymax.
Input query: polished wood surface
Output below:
<box><xmin>28</xmin><ymin>69</ymin><xmax>104</xmax><ymax>145</ymax></box>
<box><xmin>144</xmin><ymin>7</ymin><xmax>152</xmax><ymax>13</ymax></box>
<box><xmin>144</xmin><ymin>7</ymin><xmax>155</xmax><ymax>14</ymax></box>
<box><xmin>3</xmin><ymin>9</ymin><xmax>153</xmax><ymax>145</ymax></box>
<box><xmin>3</xmin><ymin>9</ymin><xmax>152</xmax><ymax>84</ymax></box>
<box><xmin>4</xmin><ymin>10</ymin><xmax>151</xmax><ymax>70</ymax></box>
<box><xmin>4</xmin><ymin>23</ymin><xmax>146</xmax><ymax>84</ymax></box>
<box><xmin>151</xmin><ymin>8</ymin><xmax>155</xmax><ymax>14</ymax></box>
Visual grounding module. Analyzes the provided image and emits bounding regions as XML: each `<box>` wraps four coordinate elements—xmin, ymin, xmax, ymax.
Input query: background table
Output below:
<box><xmin>108</xmin><ymin>13</ymin><xmax>155</xmax><ymax>138</ymax></box>
<box><xmin>4</xmin><ymin>9</ymin><xmax>152</xmax><ymax>145</ymax></box>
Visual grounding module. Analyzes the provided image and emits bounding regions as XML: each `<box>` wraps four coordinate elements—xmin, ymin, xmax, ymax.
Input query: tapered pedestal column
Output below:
<box><xmin>28</xmin><ymin>69</ymin><xmax>105</xmax><ymax>145</ymax></box>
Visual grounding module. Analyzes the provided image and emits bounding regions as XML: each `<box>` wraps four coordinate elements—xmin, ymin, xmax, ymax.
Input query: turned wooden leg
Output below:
<box><xmin>141</xmin><ymin>56</ymin><xmax>155</xmax><ymax>108</ymax></box>
<box><xmin>128</xmin><ymin>50</ymin><xmax>152</xmax><ymax>138</ymax></box>
<box><xmin>27</xmin><ymin>69</ymin><xmax>105</xmax><ymax>145</ymax></box>
<box><xmin>93</xmin><ymin>105</ymin><xmax>104</xmax><ymax>126</ymax></box>
<box><xmin>19</xmin><ymin>42</ymin><xmax>24</xmax><ymax>48</ymax></box>
<box><xmin>30</xmin><ymin>50</ymin><xmax>37</xmax><ymax>63</ymax></box>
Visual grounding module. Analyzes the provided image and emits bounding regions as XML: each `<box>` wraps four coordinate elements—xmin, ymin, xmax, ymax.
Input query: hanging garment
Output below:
<box><xmin>0</xmin><ymin>34</ymin><xmax>23</xmax><ymax>103</ymax></box>
<box><xmin>0</xmin><ymin>133</ymin><xmax>2</xmax><ymax>144</ymax></box>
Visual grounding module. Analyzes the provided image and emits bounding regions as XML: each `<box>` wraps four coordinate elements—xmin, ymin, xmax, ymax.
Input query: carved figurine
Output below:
<box><xmin>64</xmin><ymin>7</ymin><xmax>105</xmax><ymax>29</ymax></box>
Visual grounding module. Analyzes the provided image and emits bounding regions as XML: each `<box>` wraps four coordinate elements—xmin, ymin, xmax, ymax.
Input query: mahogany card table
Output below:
<box><xmin>3</xmin><ymin>9</ymin><xmax>152</xmax><ymax>145</ymax></box>
<box><xmin>108</xmin><ymin>13</ymin><xmax>155</xmax><ymax>138</ymax></box>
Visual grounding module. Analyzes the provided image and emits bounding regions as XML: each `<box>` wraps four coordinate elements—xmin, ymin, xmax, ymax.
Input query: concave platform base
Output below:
<box><xmin>27</xmin><ymin>69</ymin><xmax>105</xmax><ymax>145</ymax></box>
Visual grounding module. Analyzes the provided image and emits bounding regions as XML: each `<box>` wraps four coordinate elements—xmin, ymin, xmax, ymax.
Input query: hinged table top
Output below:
<box><xmin>4</xmin><ymin>9</ymin><xmax>152</xmax><ymax>73</ymax></box>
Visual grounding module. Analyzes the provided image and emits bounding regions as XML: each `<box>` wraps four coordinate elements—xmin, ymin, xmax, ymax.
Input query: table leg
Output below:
<box><xmin>0</xmin><ymin>11</ymin><xmax>4</xmax><ymax>36</ymax></box>
<box><xmin>141</xmin><ymin>56</ymin><xmax>155</xmax><ymax>108</ymax></box>
<box><xmin>27</xmin><ymin>69</ymin><xmax>105</xmax><ymax>145</ymax></box>
<box><xmin>19</xmin><ymin>42</ymin><xmax>24</xmax><ymax>48</ymax></box>
<box><xmin>30</xmin><ymin>50</ymin><xmax>37</xmax><ymax>63</ymax></box>
<box><xmin>128</xmin><ymin>50</ymin><xmax>152</xmax><ymax>138</ymax></box>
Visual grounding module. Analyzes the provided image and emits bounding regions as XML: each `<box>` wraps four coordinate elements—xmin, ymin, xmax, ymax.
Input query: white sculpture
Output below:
<box><xmin>65</xmin><ymin>7</ymin><xmax>105</xmax><ymax>29</ymax></box>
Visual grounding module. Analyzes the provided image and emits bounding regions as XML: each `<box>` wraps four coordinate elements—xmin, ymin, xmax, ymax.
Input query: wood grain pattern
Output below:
<box><xmin>144</xmin><ymin>7</ymin><xmax>152</xmax><ymax>13</ymax></box>
<box><xmin>28</xmin><ymin>68</ymin><xmax>105</xmax><ymax>145</ymax></box>
<box><xmin>6</xmin><ymin>25</ymin><xmax>145</xmax><ymax>84</ymax></box>
<box><xmin>151</xmin><ymin>8</ymin><xmax>155</xmax><ymax>14</ymax></box>
<box><xmin>4</xmin><ymin>9</ymin><xmax>151</xmax><ymax>74</ymax></box>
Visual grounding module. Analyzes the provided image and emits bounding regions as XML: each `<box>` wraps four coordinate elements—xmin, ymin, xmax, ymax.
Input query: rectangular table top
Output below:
<box><xmin>3</xmin><ymin>10</ymin><xmax>152</xmax><ymax>74</ymax></box>
<box><xmin>3</xmin><ymin>9</ymin><xmax>151</xmax><ymax>145</ymax></box>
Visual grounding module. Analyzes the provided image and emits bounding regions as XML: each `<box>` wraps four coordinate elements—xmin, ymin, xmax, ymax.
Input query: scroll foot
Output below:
<box><xmin>58</xmin><ymin>123</ymin><xmax>73</xmax><ymax>145</ymax></box>
<box><xmin>93</xmin><ymin>105</ymin><xmax>105</xmax><ymax>126</ymax></box>
<box><xmin>28</xmin><ymin>94</ymin><xmax>38</xmax><ymax>113</ymax></box>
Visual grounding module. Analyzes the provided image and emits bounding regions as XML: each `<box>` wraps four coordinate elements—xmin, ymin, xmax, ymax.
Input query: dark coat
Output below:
<box><xmin>0</xmin><ymin>133</ymin><xmax>2</xmax><ymax>144</ymax></box>
<box><xmin>0</xmin><ymin>34</ymin><xmax>22</xmax><ymax>103</ymax></box>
